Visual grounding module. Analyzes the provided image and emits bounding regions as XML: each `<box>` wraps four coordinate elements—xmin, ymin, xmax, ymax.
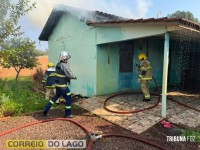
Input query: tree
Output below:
<box><xmin>0</xmin><ymin>0</ymin><xmax>36</xmax><ymax>47</ymax></box>
<box><xmin>168</xmin><ymin>11</ymin><xmax>199</xmax><ymax>23</ymax></box>
<box><xmin>0</xmin><ymin>37</ymin><xmax>39</xmax><ymax>80</ymax></box>
<box><xmin>36</xmin><ymin>49</ymin><xmax>48</xmax><ymax>56</ymax></box>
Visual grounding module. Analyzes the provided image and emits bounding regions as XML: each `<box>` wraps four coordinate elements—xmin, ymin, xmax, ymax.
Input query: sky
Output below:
<box><xmin>19</xmin><ymin>0</ymin><xmax>200</xmax><ymax>51</ymax></box>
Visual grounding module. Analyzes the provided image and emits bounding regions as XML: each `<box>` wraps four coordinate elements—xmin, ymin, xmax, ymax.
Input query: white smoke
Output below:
<box><xmin>27</xmin><ymin>0</ymin><xmax>152</xmax><ymax>29</ymax></box>
<box><xmin>26</xmin><ymin>0</ymin><xmax>55</xmax><ymax>29</ymax></box>
<box><xmin>135</xmin><ymin>0</ymin><xmax>152</xmax><ymax>18</ymax></box>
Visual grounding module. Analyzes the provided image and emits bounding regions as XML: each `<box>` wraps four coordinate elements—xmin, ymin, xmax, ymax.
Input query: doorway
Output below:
<box><xmin>119</xmin><ymin>41</ymin><xmax>134</xmax><ymax>89</ymax></box>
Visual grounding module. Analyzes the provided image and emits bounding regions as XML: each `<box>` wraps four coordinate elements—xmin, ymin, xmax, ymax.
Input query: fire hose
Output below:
<box><xmin>104</xmin><ymin>76</ymin><xmax>200</xmax><ymax>114</ymax></box>
<box><xmin>87</xmin><ymin>134</ymin><xmax>169</xmax><ymax>150</ymax></box>
<box><xmin>0</xmin><ymin>118</ymin><xmax>170</xmax><ymax>150</ymax></box>
<box><xmin>0</xmin><ymin>118</ymin><xmax>90</xmax><ymax>137</ymax></box>
<box><xmin>104</xmin><ymin>92</ymin><xmax>161</xmax><ymax>114</ymax></box>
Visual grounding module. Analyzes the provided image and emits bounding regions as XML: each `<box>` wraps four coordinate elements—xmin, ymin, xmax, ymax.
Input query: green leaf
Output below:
<box><xmin>0</xmin><ymin>0</ymin><xmax>36</xmax><ymax>45</ymax></box>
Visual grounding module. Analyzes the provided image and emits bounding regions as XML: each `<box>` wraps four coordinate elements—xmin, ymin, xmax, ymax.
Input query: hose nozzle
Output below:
<box><xmin>90</xmin><ymin>132</ymin><xmax>103</xmax><ymax>141</ymax></box>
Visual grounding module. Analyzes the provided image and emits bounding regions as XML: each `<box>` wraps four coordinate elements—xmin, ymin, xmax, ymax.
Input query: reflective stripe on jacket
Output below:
<box><xmin>139</xmin><ymin>60</ymin><xmax>152</xmax><ymax>80</ymax></box>
<box><xmin>43</xmin><ymin>67</ymin><xmax>56</xmax><ymax>88</ymax></box>
<box><xmin>55</xmin><ymin>62</ymin><xmax>75</xmax><ymax>88</ymax></box>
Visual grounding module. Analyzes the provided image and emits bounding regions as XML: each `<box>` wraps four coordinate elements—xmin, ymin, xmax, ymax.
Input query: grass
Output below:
<box><xmin>181</xmin><ymin>129</ymin><xmax>200</xmax><ymax>143</ymax></box>
<box><xmin>0</xmin><ymin>77</ymin><xmax>47</xmax><ymax>117</ymax></box>
<box><xmin>71</xmin><ymin>104</ymin><xmax>83</xmax><ymax>110</ymax></box>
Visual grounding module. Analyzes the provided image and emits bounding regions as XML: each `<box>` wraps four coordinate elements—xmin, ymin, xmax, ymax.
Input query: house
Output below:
<box><xmin>39</xmin><ymin>5</ymin><xmax>200</xmax><ymax>117</ymax></box>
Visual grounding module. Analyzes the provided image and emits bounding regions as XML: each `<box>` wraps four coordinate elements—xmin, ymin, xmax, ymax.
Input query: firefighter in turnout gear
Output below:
<box><xmin>138</xmin><ymin>53</ymin><xmax>152</xmax><ymax>102</ymax></box>
<box><xmin>42</xmin><ymin>62</ymin><xmax>58</xmax><ymax>102</ymax></box>
<box><xmin>43</xmin><ymin>51</ymin><xmax>77</xmax><ymax>118</ymax></box>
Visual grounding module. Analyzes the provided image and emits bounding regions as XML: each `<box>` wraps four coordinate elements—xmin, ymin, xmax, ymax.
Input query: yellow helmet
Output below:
<box><xmin>48</xmin><ymin>62</ymin><xmax>55</xmax><ymax>67</ymax></box>
<box><xmin>138</xmin><ymin>53</ymin><xmax>147</xmax><ymax>60</ymax></box>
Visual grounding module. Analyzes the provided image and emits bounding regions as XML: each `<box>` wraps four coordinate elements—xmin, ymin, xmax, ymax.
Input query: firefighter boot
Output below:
<box><xmin>142</xmin><ymin>98</ymin><xmax>150</xmax><ymax>102</ymax></box>
<box><xmin>43</xmin><ymin>111</ymin><xmax>48</xmax><ymax>116</ymax></box>
<box><xmin>65</xmin><ymin>108</ymin><xmax>74</xmax><ymax>118</ymax></box>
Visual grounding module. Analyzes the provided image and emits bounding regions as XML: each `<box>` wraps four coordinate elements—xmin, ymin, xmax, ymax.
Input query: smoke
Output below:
<box><xmin>135</xmin><ymin>0</ymin><xmax>152</xmax><ymax>18</ymax></box>
<box><xmin>53</xmin><ymin>4</ymin><xmax>94</xmax><ymax>22</ymax></box>
<box><xmin>26</xmin><ymin>0</ymin><xmax>55</xmax><ymax>29</ymax></box>
<box><xmin>27</xmin><ymin>0</ymin><xmax>152</xmax><ymax>29</ymax></box>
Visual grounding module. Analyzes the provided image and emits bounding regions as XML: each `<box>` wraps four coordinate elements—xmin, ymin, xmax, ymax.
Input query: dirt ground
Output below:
<box><xmin>0</xmin><ymin>55</ymin><xmax>48</xmax><ymax>78</ymax></box>
<box><xmin>0</xmin><ymin>104</ymin><xmax>199</xmax><ymax>150</ymax></box>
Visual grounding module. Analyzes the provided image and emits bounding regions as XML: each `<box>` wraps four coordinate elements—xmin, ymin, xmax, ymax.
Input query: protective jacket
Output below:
<box><xmin>43</xmin><ymin>67</ymin><xmax>56</xmax><ymax>88</ymax></box>
<box><xmin>55</xmin><ymin>61</ymin><xmax>75</xmax><ymax>88</ymax></box>
<box><xmin>139</xmin><ymin>60</ymin><xmax>152</xmax><ymax>80</ymax></box>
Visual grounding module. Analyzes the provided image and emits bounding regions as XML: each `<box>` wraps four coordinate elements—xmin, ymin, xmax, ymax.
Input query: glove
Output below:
<box><xmin>73</xmin><ymin>76</ymin><xmax>77</xmax><ymax>80</ymax></box>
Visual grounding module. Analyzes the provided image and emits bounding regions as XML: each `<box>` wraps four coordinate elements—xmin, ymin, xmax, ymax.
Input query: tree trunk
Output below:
<box><xmin>14</xmin><ymin>66</ymin><xmax>22</xmax><ymax>80</ymax></box>
<box><xmin>16</xmin><ymin>71</ymin><xmax>20</xmax><ymax>80</ymax></box>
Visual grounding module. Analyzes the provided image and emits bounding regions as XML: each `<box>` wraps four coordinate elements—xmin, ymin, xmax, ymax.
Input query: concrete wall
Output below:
<box><xmin>148</xmin><ymin>38</ymin><xmax>164</xmax><ymax>86</ymax></box>
<box><xmin>169</xmin><ymin>40</ymin><xmax>181</xmax><ymax>85</ymax></box>
<box><xmin>96</xmin><ymin>43</ymin><xmax>119</xmax><ymax>95</ymax></box>
<box><xmin>96</xmin><ymin>25</ymin><xmax>166</xmax><ymax>44</ymax></box>
<box><xmin>96</xmin><ymin>38</ymin><xmax>164</xmax><ymax>95</ymax></box>
<box><xmin>48</xmin><ymin>14</ymin><xmax>97</xmax><ymax>97</ymax></box>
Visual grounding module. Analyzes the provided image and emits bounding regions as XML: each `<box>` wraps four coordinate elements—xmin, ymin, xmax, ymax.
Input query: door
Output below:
<box><xmin>119</xmin><ymin>42</ymin><xmax>134</xmax><ymax>89</ymax></box>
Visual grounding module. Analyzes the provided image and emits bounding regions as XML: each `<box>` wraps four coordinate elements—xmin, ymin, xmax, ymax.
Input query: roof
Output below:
<box><xmin>86</xmin><ymin>17</ymin><xmax>200</xmax><ymax>32</ymax></box>
<box><xmin>39</xmin><ymin>5</ymin><xmax>200</xmax><ymax>41</ymax></box>
<box><xmin>39</xmin><ymin>5</ymin><xmax>126</xmax><ymax>41</ymax></box>
<box><xmin>39</xmin><ymin>10</ymin><xmax>63</xmax><ymax>41</ymax></box>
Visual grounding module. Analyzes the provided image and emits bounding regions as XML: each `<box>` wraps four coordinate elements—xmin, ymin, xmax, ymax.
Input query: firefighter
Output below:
<box><xmin>138</xmin><ymin>53</ymin><xmax>152</xmax><ymax>102</ymax></box>
<box><xmin>42</xmin><ymin>62</ymin><xmax>57</xmax><ymax>101</ymax></box>
<box><xmin>43</xmin><ymin>51</ymin><xmax>77</xmax><ymax>118</ymax></box>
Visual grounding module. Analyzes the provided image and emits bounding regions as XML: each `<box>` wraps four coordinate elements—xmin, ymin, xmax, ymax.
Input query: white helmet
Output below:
<box><xmin>59</xmin><ymin>51</ymin><xmax>71</xmax><ymax>62</ymax></box>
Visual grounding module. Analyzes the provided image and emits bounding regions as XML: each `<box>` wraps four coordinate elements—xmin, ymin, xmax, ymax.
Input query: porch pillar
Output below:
<box><xmin>162</xmin><ymin>32</ymin><xmax>170</xmax><ymax>118</ymax></box>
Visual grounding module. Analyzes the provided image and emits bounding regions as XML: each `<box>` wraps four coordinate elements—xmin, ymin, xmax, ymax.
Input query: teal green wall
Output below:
<box><xmin>96</xmin><ymin>26</ymin><xmax>166</xmax><ymax>44</ymax></box>
<box><xmin>169</xmin><ymin>40</ymin><xmax>181</xmax><ymax>84</ymax></box>
<box><xmin>48</xmin><ymin>14</ymin><xmax>97</xmax><ymax>97</ymax></box>
<box><xmin>96</xmin><ymin>38</ymin><xmax>164</xmax><ymax>95</ymax></box>
<box><xmin>148</xmin><ymin>39</ymin><xmax>164</xmax><ymax>86</ymax></box>
<box><xmin>96</xmin><ymin>43</ymin><xmax>119</xmax><ymax>95</ymax></box>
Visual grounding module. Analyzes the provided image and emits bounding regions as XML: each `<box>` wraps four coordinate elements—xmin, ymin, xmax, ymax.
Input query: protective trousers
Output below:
<box><xmin>44</xmin><ymin>87</ymin><xmax>72</xmax><ymax>116</ymax></box>
<box><xmin>140</xmin><ymin>80</ymin><xmax>150</xmax><ymax>99</ymax></box>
